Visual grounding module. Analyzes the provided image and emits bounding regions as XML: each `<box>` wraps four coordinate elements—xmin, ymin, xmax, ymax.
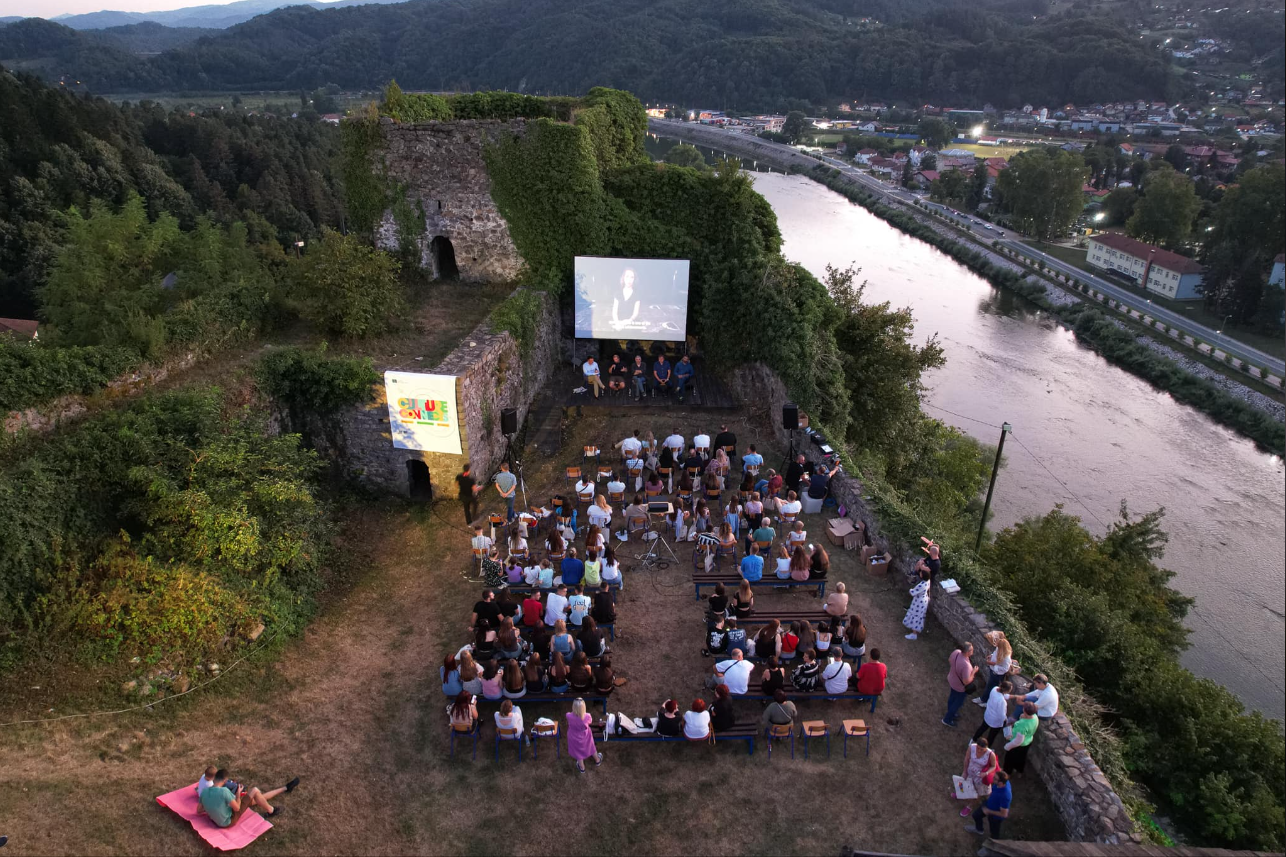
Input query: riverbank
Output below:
<box><xmin>649</xmin><ymin>120</ymin><xmax>1285</xmax><ymax>454</ymax></box>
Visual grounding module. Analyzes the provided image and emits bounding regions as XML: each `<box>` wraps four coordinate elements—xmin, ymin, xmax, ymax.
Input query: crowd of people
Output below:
<box><xmin>583</xmin><ymin>351</ymin><xmax>699</xmax><ymax>402</ymax></box>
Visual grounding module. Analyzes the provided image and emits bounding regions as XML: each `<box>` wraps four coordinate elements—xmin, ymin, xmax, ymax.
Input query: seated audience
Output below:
<box><xmin>824</xmin><ymin>581</ymin><xmax>849</xmax><ymax>617</ymax></box>
<box><xmin>711</xmin><ymin>684</ymin><xmax>736</xmax><ymax>731</ymax></box>
<box><xmin>780</xmin><ymin>622</ymin><xmax>801</xmax><ymax>662</ymax></box>
<box><xmin>820</xmin><ymin>648</ymin><xmax>853</xmax><ymax>694</ymax></box>
<box><xmin>761</xmin><ymin>690</ymin><xmax>798</xmax><ymax>730</ymax></box>
<box><xmin>524</xmin><ymin>653</ymin><xmax>547</xmax><ymax>693</ymax></box>
<box><xmin>502</xmin><ymin>658</ymin><xmax>526</xmax><ymax>699</ymax></box>
<box><xmin>754</xmin><ymin>619</ymin><xmax>783</xmax><ymax>661</ymax></box>
<box><xmin>709</xmin><ymin>650</ymin><xmax>755</xmax><ymax>695</ymax></box>
<box><xmin>725</xmin><ymin>617</ymin><xmax>749</xmax><ymax>657</ymax></box>
<box><xmin>480</xmin><ymin>659</ymin><xmax>504</xmax><ymax>701</ymax></box>
<box><xmin>568</xmin><ymin>652</ymin><xmax>594</xmax><ymax>693</ymax></box>
<box><xmin>740</xmin><ymin>543</ymin><xmax>764</xmax><ymax>583</ymax></box>
<box><xmin>591</xmin><ymin>582</ymin><xmax>617</xmax><ymax>625</ymax></box>
<box><xmin>732</xmin><ymin>580</ymin><xmax>755</xmax><ymax>621</ymax></box>
<box><xmin>656</xmin><ymin>699</ymin><xmax>683</xmax><ymax>737</ymax></box>
<box><xmin>791</xmin><ymin>649</ymin><xmax>821</xmax><ymax>691</ymax></box>
<box><xmin>810</xmin><ymin>544</ymin><xmax>831</xmax><ymax>580</ymax></box>
<box><xmin>579</xmin><ymin>616</ymin><xmax>608</xmax><ymax>658</ymax></box>
<box><xmin>683</xmin><ymin>699</ymin><xmax>711</xmax><ymax>741</ymax></box>
<box><xmin>547</xmin><ymin>652</ymin><xmax>571</xmax><ymax>694</ymax></box>
<box><xmin>855</xmin><ymin>648</ymin><xmax>887</xmax><ymax>696</ymax></box>
<box><xmin>761</xmin><ymin>656</ymin><xmax>787</xmax><ymax>697</ymax></box>
<box><xmin>704</xmin><ymin>614</ymin><xmax>729</xmax><ymax>657</ymax></box>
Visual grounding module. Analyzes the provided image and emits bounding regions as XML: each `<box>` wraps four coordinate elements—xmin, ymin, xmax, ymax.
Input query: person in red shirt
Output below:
<box><xmin>520</xmin><ymin>593</ymin><xmax>544</xmax><ymax>628</ymax></box>
<box><xmin>855</xmin><ymin>647</ymin><xmax>887</xmax><ymax>696</ymax></box>
<box><xmin>765</xmin><ymin>470</ymin><xmax>784</xmax><ymax>499</ymax></box>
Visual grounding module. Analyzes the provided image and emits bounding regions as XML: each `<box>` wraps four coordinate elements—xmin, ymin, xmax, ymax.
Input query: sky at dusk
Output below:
<box><xmin>2</xmin><ymin>0</ymin><xmax>322</xmax><ymax>18</ymax></box>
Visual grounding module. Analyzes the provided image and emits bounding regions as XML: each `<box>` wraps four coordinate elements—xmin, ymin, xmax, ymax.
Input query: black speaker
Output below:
<box><xmin>782</xmin><ymin>402</ymin><xmax>799</xmax><ymax>431</ymax></box>
<box><xmin>500</xmin><ymin>407</ymin><xmax>518</xmax><ymax>436</ymax></box>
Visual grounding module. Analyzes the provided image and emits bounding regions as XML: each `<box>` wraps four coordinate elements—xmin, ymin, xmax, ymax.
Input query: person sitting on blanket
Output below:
<box><xmin>199</xmin><ymin>769</ymin><xmax>299</xmax><ymax>827</ymax></box>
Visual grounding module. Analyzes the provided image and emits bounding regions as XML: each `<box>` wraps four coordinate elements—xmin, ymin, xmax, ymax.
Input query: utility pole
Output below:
<box><xmin>975</xmin><ymin>422</ymin><xmax>1012</xmax><ymax>553</ymax></box>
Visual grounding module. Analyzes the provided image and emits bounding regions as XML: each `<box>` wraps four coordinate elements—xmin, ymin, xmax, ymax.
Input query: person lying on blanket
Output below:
<box><xmin>199</xmin><ymin>769</ymin><xmax>300</xmax><ymax>827</ymax></box>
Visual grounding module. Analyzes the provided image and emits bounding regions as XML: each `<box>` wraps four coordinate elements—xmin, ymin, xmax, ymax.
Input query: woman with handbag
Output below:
<box><xmin>958</xmin><ymin>738</ymin><xmax>999</xmax><ymax>817</ymax></box>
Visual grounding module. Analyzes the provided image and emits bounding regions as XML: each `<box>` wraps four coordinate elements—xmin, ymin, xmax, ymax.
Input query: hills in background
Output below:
<box><xmin>2</xmin><ymin>0</ymin><xmax>1182</xmax><ymax>108</ymax></box>
<box><xmin>5</xmin><ymin>0</ymin><xmax>405</xmax><ymax>31</ymax></box>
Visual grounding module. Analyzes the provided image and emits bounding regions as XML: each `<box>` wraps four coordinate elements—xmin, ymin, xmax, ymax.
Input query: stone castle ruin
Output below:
<box><xmin>372</xmin><ymin>118</ymin><xmax>527</xmax><ymax>281</ymax></box>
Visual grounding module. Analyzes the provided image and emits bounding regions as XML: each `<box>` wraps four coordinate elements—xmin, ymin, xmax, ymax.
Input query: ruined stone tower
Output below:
<box><xmin>373</xmin><ymin>118</ymin><xmax>527</xmax><ymax>281</ymax></box>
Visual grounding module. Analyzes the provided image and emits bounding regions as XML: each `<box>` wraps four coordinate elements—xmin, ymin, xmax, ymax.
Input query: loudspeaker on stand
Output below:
<box><xmin>500</xmin><ymin>407</ymin><xmax>518</xmax><ymax>436</ymax></box>
<box><xmin>782</xmin><ymin>402</ymin><xmax>799</xmax><ymax>431</ymax></box>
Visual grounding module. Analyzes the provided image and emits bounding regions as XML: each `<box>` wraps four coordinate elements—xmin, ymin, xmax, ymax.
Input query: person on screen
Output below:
<box><xmin>653</xmin><ymin>354</ymin><xmax>673</xmax><ymax>397</ymax></box>
<box><xmin>673</xmin><ymin>355</ymin><xmax>695</xmax><ymax>401</ymax></box>
<box><xmin>582</xmin><ymin>355</ymin><xmax>605</xmax><ymax>398</ymax></box>
<box><xmin>612</xmin><ymin>268</ymin><xmax>642</xmax><ymax>331</ymax></box>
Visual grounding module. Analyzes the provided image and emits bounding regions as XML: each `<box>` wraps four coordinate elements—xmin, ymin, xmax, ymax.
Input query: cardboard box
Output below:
<box><xmin>866</xmin><ymin>551</ymin><xmax>891</xmax><ymax>576</ymax></box>
<box><xmin>843</xmin><ymin>530</ymin><xmax>863</xmax><ymax>551</ymax></box>
<box><xmin>825</xmin><ymin>517</ymin><xmax>855</xmax><ymax>547</ymax></box>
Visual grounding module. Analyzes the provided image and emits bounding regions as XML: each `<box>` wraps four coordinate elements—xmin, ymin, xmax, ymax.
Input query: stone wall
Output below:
<box><xmin>307</xmin><ymin>288</ymin><xmax>560</xmax><ymax>497</ymax></box>
<box><xmin>725</xmin><ymin>361</ymin><xmax>1140</xmax><ymax>845</ymax></box>
<box><xmin>375</xmin><ymin>118</ymin><xmax>527</xmax><ymax>282</ymax></box>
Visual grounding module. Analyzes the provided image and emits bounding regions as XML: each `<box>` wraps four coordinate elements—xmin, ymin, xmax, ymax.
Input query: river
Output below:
<box><xmin>647</xmin><ymin>136</ymin><xmax>1286</xmax><ymax>719</ymax></box>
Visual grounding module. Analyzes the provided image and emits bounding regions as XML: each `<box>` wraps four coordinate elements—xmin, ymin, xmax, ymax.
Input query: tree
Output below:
<box><xmin>1164</xmin><ymin>143</ymin><xmax>1187</xmax><ymax>172</ymax></box>
<box><xmin>930</xmin><ymin>168</ymin><xmax>969</xmax><ymax>203</ymax></box>
<box><xmin>918</xmin><ymin>117</ymin><xmax>953</xmax><ymax>149</ymax></box>
<box><xmin>900</xmin><ymin>157</ymin><xmax>913</xmax><ymax>187</ymax></box>
<box><xmin>662</xmin><ymin>142</ymin><xmax>707</xmax><ymax>170</ymax></box>
<box><xmin>966</xmin><ymin>161</ymin><xmax>989</xmax><ymax>211</ymax></box>
<box><xmin>1102</xmin><ymin>187</ymin><xmax>1138</xmax><ymax>225</ymax></box>
<box><xmin>782</xmin><ymin>111</ymin><xmax>808</xmax><ymax>143</ymax></box>
<box><xmin>1126</xmin><ymin>169</ymin><xmax>1200</xmax><ymax>248</ymax></box>
<box><xmin>1201</xmin><ymin>164</ymin><xmax>1286</xmax><ymax>323</ymax></box>
<box><xmin>995</xmin><ymin>147</ymin><xmax>1087</xmax><ymax>241</ymax></box>
<box><xmin>921</xmin><ymin>152</ymin><xmax>938</xmax><ymax>171</ymax></box>
<box><xmin>295</xmin><ymin>229</ymin><xmax>404</xmax><ymax>337</ymax></box>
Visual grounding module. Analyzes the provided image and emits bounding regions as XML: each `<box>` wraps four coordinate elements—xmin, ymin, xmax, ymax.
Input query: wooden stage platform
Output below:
<box><xmin>555</xmin><ymin>358</ymin><xmax>739</xmax><ymax>411</ymax></box>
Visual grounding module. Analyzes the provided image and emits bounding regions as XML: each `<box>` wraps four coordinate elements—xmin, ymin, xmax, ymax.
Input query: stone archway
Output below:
<box><xmin>429</xmin><ymin>236</ymin><xmax>459</xmax><ymax>280</ymax></box>
<box><xmin>405</xmin><ymin>459</ymin><xmax>433</xmax><ymax>501</ymax></box>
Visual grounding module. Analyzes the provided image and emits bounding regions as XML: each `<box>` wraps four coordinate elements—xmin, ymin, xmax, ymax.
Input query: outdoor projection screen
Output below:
<box><xmin>384</xmin><ymin>371</ymin><xmax>462</xmax><ymax>454</ymax></box>
<box><xmin>574</xmin><ymin>256</ymin><xmax>690</xmax><ymax>341</ymax></box>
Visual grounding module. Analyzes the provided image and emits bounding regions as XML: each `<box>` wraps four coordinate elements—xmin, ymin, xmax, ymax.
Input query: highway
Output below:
<box><xmin>653</xmin><ymin>121</ymin><xmax>1285</xmax><ymax>377</ymax></box>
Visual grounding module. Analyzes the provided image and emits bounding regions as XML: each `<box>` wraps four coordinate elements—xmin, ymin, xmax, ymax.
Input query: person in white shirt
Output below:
<box><xmin>663</xmin><ymin>429</ymin><xmax>685</xmax><ymax>457</ymax></box>
<box><xmin>693</xmin><ymin>431</ymin><xmax>711</xmax><ymax>453</ymax></box>
<box><xmin>683</xmin><ymin>700</ymin><xmax>712</xmax><ymax>740</ymax></box>
<box><xmin>820</xmin><ymin>649</ymin><xmax>853</xmax><ymax>694</ymax></box>
<box><xmin>523</xmin><ymin>562</ymin><xmax>541</xmax><ymax>586</ymax></box>
<box><xmin>587</xmin><ymin>496</ymin><xmax>613</xmax><ymax>529</ymax></box>
<box><xmin>1011</xmin><ymin>674</ymin><xmax>1059</xmax><ymax>720</ymax></box>
<box><xmin>606</xmin><ymin>473</ymin><xmax>626</xmax><ymax>499</ymax></box>
<box><xmin>973</xmin><ymin>680</ymin><xmax>1013</xmax><ymax>746</ymax></box>
<box><xmin>470</xmin><ymin>525</ymin><xmax>493</xmax><ymax>573</ymax></box>
<box><xmin>582</xmin><ymin>356</ymin><xmax>604</xmax><ymax>398</ymax></box>
<box><xmin>543</xmin><ymin>585</ymin><xmax>570</xmax><ymax>627</ymax></box>
<box><xmin>707</xmin><ymin>651</ymin><xmax>755</xmax><ymax>695</ymax></box>
<box><xmin>574</xmin><ymin>477</ymin><xmax>596</xmax><ymax>503</ymax></box>
<box><xmin>619</xmin><ymin>431</ymin><xmax>643</xmax><ymax>460</ymax></box>
<box><xmin>779</xmin><ymin>491</ymin><xmax>803</xmax><ymax>520</ymax></box>
<box><xmin>494</xmin><ymin>699</ymin><xmax>524</xmax><ymax>738</ymax></box>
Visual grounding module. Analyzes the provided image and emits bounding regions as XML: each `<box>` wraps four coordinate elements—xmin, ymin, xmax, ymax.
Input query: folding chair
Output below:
<box><xmin>565</xmin><ymin>465</ymin><xmax>582</xmax><ymax>485</ymax></box>
<box><xmin>755</xmin><ymin>539</ymin><xmax>773</xmax><ymax>555</ymax></box>
<box><xmin>765</xmin><ymin>723</ymin><xmax>795</xmax><ymax>759</ymax></box>
<box><xmin>801</xmin><ymin>721</ymin><xmax>830</xmax><ymax>759</ymax></box>
<box><xmin>677</xmin><ymin>487</ymin><xmax>693</xmax><ymax>504</ymax></box>
<box><xmin>449</xmin><ymin>720</ymin><xmax>481</xmax><ymax>759</ymax></box>
<box><xmin>597</xmin><ymin>466</ymin><xmax>614</xmax><ymax>483</ymax></box>
<box><xmin>530</xmin><ymin>721</ymin><xmax>560</xmax><ymax>760</ymax></box>
<box><xmin>488</xmin><ymin>513</ymin><xmax>506</xmax><ymax>542</ymax></box>
<box><xmin>472</xmin><ymin>547</ymin><xmax>486</xmax><ymax>574</ymax></box>
<box><xmin>582</xmin><ymin>445</ymin><xmax>600</xmax><ymax>467</ymax></box>
<box><xmin>778</xmin><ymin>510</ymin><xmax>798</xmax><ymax>536</ymax></box>
<box><xmin>657</xmin><ymin>466</ymin><xmax>673</xmax><ymax>493</ymax></box>
<box><xmin>496</xmin><ymin>724</ymin><xmax>524</xmax><ymax>761</ymax></box>
<box><xmin>608</xmin><ymin>490</ymin><xmax>626</xmax><ymax>510</ymax></box>
<box><xmin>627</xmin><ymin>515</ymin><xmax>649</xmax><ymax>542</ymax></box>
<box><xmin>628</xmin><ymin>465</ymin><xmax>644</xmax><ymax>492</ymax></box>
<box><xmin>704</xmin><ymin>486</ymin><xmax>722</xmax><ymax>504</ymax></box>
<box><xmin>509</xmin><ymin>548</ymin><xmax>528</xmax><ymax>564</ymax></box>
<box><xmin>686</xmin><ymin>465</ymin><xmax>701</xmax><ymax>481</ymax></box>
<box><xmin>722</xmin><ymin>445</ymin><xmax>736</xmax><ymax>456</ymax></box>
<box><xmin>843</xmin><ymin>719</ymin><xmax>870</xmax><ymax>758</ymax></box>
<box><xmin>644</xmin><ymin>485</ymin><xmax>663</xmax><ymax>500</ymax></box>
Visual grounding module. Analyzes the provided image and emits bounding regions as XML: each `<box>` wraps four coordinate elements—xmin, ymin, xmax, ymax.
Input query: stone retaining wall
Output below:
<box><xmin>375</xmin><ymin>118</ymin><xmax>528</xmax><ymax>282</ymax></box>
<box><xmin>305</xmin><ymin>288</ymin><xmax>560</xmax><ymax>497</ymax></box>
<box><xmin>725</xmin><ymin>360</ymin><xmax>1140</xmax><ymax>845</ymax></box>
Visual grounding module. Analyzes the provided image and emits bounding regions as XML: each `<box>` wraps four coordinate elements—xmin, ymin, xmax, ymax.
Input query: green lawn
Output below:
<box><xmin>1023</xmin><ymin>240</ymin><xmax>1286</xmax><ymax>362</ymax></box>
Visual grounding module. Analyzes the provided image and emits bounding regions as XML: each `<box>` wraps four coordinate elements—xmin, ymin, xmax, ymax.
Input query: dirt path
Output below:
<box><xmin>0</xmin><ymin>406</ymin><xmax>1066</xmax><ymax>855</ymax></box>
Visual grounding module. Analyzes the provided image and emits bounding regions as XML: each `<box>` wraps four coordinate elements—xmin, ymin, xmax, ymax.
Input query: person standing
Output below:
<box><xmin>966</xmin><ymin>770</ymin><xmax>1011</xmax><ymax>839</ymax></box>
<box><xmin>565</xmin><ymin>698</ymin><xmax>603</xmax><ymax>773</ymax></box>
<box><xmin>903</xmin><ymin>568</ymin><xmax>931</xmax><ymax>640</ymax></box>
<box><xmin>974</xmin><ymin>680</ymin><xmax>1013</xmax><ymax>747</ymax></box>
<box><xmin>959</xmin><ymin>738</ymin><xmax>999</xmax><ymax>819</ymax></box>
<box><xmin>943</xmin><ymin>642</ymin><xmax>979</xmax><ymax>728</ymax></box>
<box><xmin>916</xmin><ymin>542</ymin><xmax>942</xmax><ymax>588</ymax></box>
<box><xmin>493</xmin><ymin>461</ymin><xmax>518</xmax><ymax>522</ymax></box>
<box><xmin>582</xmin><ymin>355</ymin><xmax>605</xmax><ymax>398</ymax></box>
<box><xmin>976</xmin><ymin>630</ymin><xmax>1013</xmax><ymax>705</ymax></box>
<box><xmin>456</xmin><ymin>464</ymin><xmax>482</xmax><ymax>525</ymax></box>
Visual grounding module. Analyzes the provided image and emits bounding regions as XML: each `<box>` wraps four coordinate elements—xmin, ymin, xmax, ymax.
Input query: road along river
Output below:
<box><xmin>648</xmin><ymin>136</ymin><xmax>1285</xmax><ymax>719</ymax></box>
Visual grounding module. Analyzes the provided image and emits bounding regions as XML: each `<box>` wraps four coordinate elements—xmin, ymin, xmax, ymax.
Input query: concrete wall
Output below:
<box><xmin>304</xmin><ymin>288</ymin><xmax>560</xmax><ymax>498</ymax></box>
<box><xmin>374</xmin><ymin>118</ymin><xmax>527</xmax><ymax>282</ymax></box>
<box><xmin>725</xmin><ymin>360</ymin><xmax>1141</xmax><ymax>845</ymax></box>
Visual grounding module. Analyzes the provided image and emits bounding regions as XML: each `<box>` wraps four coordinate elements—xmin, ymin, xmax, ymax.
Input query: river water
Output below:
<box><xmin>647</xmin><ymin>136</ymin><xmax>1286</xmax><ymax>719</ymax></box>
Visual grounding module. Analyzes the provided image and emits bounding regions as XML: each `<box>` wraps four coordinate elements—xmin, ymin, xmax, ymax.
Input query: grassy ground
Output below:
<box><xmin>950</xmin><ymin>143</ymin><xmax>1033</xmax><ymax>160</ymax></box>
<box><xmin>1025</xmin><ymin>240</ymin><xmax>1286</xmax><ymax>362</ymax></box>
<box><xmin>0</xmin><ymin>404</ymin><xmax>1066</xmax><ymax>855</ymax></box>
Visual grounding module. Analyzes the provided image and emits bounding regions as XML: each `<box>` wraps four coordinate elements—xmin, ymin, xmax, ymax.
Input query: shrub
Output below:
<box><xmin>0</xmin><ymin>340</ymin><xmax>138</xmax><ymax>413</ymax></box>
<box><xmin>295</xmin><ymin>229</ymin><xmax>404</xmax><ymax>337</ymax></box>
<box><xmin>256</xmin><ymin>346</ymin><xmax>378</xmax><ymax>419</ymax></box>
<box><xmin>489</xmin><ymin>290</ymin><xmax>546</xmax><ymax>357</ymax></box>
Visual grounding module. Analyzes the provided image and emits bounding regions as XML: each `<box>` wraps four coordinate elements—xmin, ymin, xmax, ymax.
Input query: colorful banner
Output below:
<box><xmin>384</xmin><ymin>371</ymin><xmax>462</xmax><ymax>454</ymax></box>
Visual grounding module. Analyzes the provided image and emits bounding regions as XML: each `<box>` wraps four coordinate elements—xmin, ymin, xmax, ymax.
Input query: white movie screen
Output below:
<box><xmin>574</xmin><ymin>256</ymin><xmax>690</xmax><ymax>341</ymax></box>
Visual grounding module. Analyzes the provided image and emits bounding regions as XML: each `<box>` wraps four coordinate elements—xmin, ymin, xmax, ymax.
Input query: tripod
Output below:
<box><xmin>777</xmin><ymin>429</ymin><xmax>797</xmax><ymax>476</ymax></box>
<box><xmin>634</xmin><ymin>518</ymin><xmax>679</xmax><ymax>569</ymax></box>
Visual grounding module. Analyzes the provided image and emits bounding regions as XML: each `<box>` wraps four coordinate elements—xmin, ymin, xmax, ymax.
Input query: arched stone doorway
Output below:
<box><xmin>429</xmin><ymin>236</ymin><xmax>459</xmax><ymax>280</ymax></box>
<box><xmin>406</xmin><ymin>459</ymin><xmax>433</xmax><ymax>501</ymax></box>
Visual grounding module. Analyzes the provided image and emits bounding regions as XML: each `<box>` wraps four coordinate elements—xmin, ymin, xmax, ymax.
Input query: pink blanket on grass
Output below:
<box><xmin>156</xmin><ymin>783</ymin><xmax>273</xmax><ymax>851</ymax></box>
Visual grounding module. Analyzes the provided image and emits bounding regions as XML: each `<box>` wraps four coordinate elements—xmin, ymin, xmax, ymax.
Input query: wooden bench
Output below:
<box><xmin>719</xmin><ymin>609</ymin><xmax>833</xmax><ymax>628</ymax></box>
<box><xmin>589</xmin><ymin>720</ymin><xmax>758</xmax><ymax>755</ymax></box>
<box><xmin>691</xmin><ymin>572</ymin><xmax>825</xmax><ymax>600</ymax></box>
<box><xmin>740</xmin><ymin>679</ymin><xmax>880</xmax><ymax>712</ymax></box>
<box><xmin>507</xmin><ymin>581</ymin><xmax>620</xmax><ymax>603</ymax></box>
<box><xmin>477</xmin><ymin>692</ymin><xmax>610</xmax><ymax>714</ymax></box>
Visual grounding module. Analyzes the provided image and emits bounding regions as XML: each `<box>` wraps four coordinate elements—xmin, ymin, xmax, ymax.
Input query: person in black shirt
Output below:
<box><xmin>591</xmin><ymin>583</ymin><xmax>616</xmax><ymax>625</ymax></box>
<box><xmin>655</xmin><ymin>699</ymin><xmax>683</xmax><ymax>736</ymax></box>
<box><xmin>711</xmin><ymin>684</ymin><xmax>737</xmax><ymax>732</ymax></box>
<box><xmin>784</xmin><ymin>453</ymin><xmax>807</xmax><ymax>494</ymax></box>
<box><xmin>706</xmin><ymin>582</ymin><xmax>729</xmax><ymax>618</ymax></box>
<box><xmin>470</xmin><ymin>590</ymin><xmax>501</xmax><ymax>631</ymax></box>
<box><xmin>807</xmin><ymin>462</ymin><xmax>840</xmax><ymax>500</ymax></box>
<box><xmin>916</xmin><ymin>542</ymin><xmax>942</xmax><ymax>587</ymax></box>
<box><xmin>713</xmin><ymin>424</ymin><xmax>737</xmax><ymax>456</ymax></box>
<box><xmin>456</xmin><ymin>464</ymin><xmax>481</xmax><ymax>525</ymax></box>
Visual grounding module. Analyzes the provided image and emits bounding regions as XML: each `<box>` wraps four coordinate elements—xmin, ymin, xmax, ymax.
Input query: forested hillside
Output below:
<box><xmin>0</xmin><ymin>67</ymin><xmax>343</xmax><ymax>317</ymax></box>
<box><xmin>0</xmin><ymin>0</ymin><xmax>1178</xmax><ymax>107</ymax></box>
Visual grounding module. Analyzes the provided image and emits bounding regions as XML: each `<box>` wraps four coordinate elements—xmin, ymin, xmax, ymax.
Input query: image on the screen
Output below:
<box><xmin>574</xmin><ymin>256</ymin><xmax>690</xmax><ymax>341</ymax></box>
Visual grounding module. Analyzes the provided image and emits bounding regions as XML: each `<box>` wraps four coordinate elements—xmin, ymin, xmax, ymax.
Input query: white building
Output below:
<box><xmin>1086</xmin><ymin>233</ymin><xmax>1204</xmax><ymax>300</ymax></box>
